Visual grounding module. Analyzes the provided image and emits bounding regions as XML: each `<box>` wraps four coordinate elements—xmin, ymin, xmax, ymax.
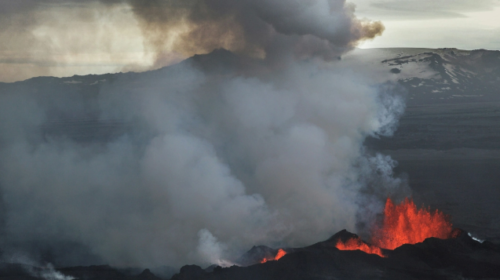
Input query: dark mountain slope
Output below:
<box><xmin>170</xmin><ymin>229</ymin><xmax>500</xmax><ymax>280</ymax></box>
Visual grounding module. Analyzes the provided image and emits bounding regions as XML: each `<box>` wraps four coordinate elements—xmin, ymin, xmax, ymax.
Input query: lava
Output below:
<box><xmin>260</xmin><ymin>249</ymin><xmax>287</xmax><ymax>263</ymax></box>
<box><xmin>372</xmin><ymin>197</ymin><xmax>454</xmax><ymax>250</ymax></box>
<box><xmin>275</xmin><ymin>249</ymin><xmax>287</xmax><ymax>260</ymax></box>
<box><xmin>335</xmin><ymin>237</ymin><xmax>385</xmax><ymax>257</ymax></box>
<box><xmin>336</xmin><ymin>197</ymin><xmax>454</xmax><ymax>256</ymax></box>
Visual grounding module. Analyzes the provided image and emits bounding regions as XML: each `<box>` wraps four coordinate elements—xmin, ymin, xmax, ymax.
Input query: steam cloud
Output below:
<box><xmin>0</xmin><ymin>0</ymin><xmax>384</xmax><ymax>81</ymax></box>
<box><xmin>0</xmin><ymin>0</ymin><xmax>405</xmax><ymax>269</ymax></box>
<box><xmin>6</xmin><ymin>255</ymin><xmax>74</xmax><ymax>280</ymax></box>
<box><xmin>122</xmin><ymin>0</ymin><xmax>385</xmax><ymax>63</ymax></box>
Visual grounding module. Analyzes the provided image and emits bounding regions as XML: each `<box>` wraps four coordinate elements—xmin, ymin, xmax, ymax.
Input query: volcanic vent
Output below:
<box><xmin>170</xmin><ymin>197</ymin><xmax>500</xmax><ymax>280</ymax></box>
<box><xmin>336</xmin><ymin>197</ymin><xmax>457</xmax><ymax>256</ymax></box>
<box><xmin>372</xmin><ymin>197</ymin><xmax>455</xmax><ymax>249</ymax></box>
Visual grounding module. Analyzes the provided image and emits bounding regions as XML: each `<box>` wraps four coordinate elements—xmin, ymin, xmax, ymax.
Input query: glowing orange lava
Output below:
<box><xmin>336</xmin><ymin>197</ymin><xmax>454</xmax><ymax>256</ymax></box>
<box><xmin>275</xmin><ymin>248</ymin><xmax>287</xmax><ymax>260</ymax></box>
<box><xmin>260</xmin><ymin>249</ymin><xmax>287</xmax><ymax>263</ymax></box>
<box><xmin>372</xmin><ymin>198</ymin><xmax>453</xmax><ymax>250</ymax></box>
<box><xmin>335</xmin><ymin>237</ymin><xmax>385</xmax><ymax>257</ymax></box>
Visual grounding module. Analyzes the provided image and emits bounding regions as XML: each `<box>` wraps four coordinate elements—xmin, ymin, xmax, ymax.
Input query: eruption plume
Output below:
<box><xmin>0</xmin><ymin>0</ymin><xmax>385</xmax><ymax>82</ymax></box>
<box><xmin>122</xmin><ymin>0</ymin><xmax>385</xmax><ymax>64</ymax></box>
<box><xmin>0</xmin><ymin>0</ymin><xmax>404</xmax><ymax>269</ymax></box>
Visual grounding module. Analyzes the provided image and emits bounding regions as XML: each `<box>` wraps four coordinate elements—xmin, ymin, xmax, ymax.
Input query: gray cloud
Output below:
<box><xmin>123</xmin><ymin>0</ymin><xmax>384</xmax><ymax>63</ymax></box>
<box><xmin>0</xmin><ymin>0</ymin><xmax>405</xmax><ymax>269</ymax></box>
<box><xmin>0</xmin><ymin>55</ymin><xmax>407</xmax><ymax>268</ymax></box>
<box><xmin>0</xmin><ymin>0</ymin><xmax>384</xmax><ymax>82</ymax></box>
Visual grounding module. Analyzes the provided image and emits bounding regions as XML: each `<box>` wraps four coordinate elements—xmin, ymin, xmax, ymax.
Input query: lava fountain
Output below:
<box><xmin>372</xmin><ymin>198</ymin><xmax>453</xmax><ymax>250</ymax></box>
<box><xmin>336</xmin><ymin>197</ymin><xmax>454</xmax><ymax>256</ymax></box>
<box><xmin>260</xmin><ymin>249</ymin><xmax>287</xmax><ymax>263</ymax></box>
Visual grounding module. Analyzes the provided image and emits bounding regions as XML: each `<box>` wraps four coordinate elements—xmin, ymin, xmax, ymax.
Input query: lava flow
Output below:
<box><xmin>335</xmin><ymin>237</ymin><xmax>385</xmax><ymax>257</ymax></box>
<box><xmin>336</xmin><ymin>197</ymin><xmax>454</xmax><ymax>256</ymax></box>
<box><xmin>260</xmin><ymin>249</ymin><xmax>287</xmax><ymax>263</ymax></box>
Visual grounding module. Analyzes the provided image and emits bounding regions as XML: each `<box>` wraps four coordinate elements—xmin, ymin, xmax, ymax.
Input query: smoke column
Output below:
<box><xmin>121</xmin><ymin>0</ymin><xmax>385</xmax><ymax>64</ymax></box>
<box><xmin>0</xmin><ymin>0</ymin><xmax>406</xmax><ymax>268</ymax></box>
<box><xmin>0</xmin><ymin>0</ymin><xmax>384</xmax><ymax>81</ymax></box>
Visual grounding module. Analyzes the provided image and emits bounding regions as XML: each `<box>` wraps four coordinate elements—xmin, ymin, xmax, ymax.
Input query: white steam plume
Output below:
<box><xmin>5</xmin><ymin>254</ymin><xmax>74</xmax><ymax>280</ymax></box>
<box><xmin>0</xmin><ymin>0</ymin><xmax>406</xmax><ymax>269</ymax></box>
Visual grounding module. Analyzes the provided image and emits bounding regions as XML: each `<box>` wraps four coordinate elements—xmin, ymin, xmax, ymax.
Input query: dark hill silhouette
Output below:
<box><xmin>170</xmin><ymin>229</ymin><xmax>500</xmax><ymax>280</ymax></box>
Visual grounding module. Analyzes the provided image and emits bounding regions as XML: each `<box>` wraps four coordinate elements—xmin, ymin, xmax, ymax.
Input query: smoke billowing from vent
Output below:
<box><xmin>0</xmin><ymin>0</ymin><xmax>384</xmax><ymax>81</ymax></box>
<box><xmin>0</xmin><ymin>0</ymin><xmax>404</xmax><ymax>269</ymax></box>
<box><xmin>122</xmin><ymin>0</ymin><xmax>384</xmax><ymax>64</ymax></box>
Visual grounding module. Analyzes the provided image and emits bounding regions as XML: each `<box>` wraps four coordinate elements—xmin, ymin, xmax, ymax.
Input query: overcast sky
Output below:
<box><xmin>352</xmin><ymin>0</ymin><xmax>500</xmax><ymax>49</ymax></box>
<box><xmin>0</xmin><ymin>0</ymin><xmax>499</xmax><ymax>82</ymax></box>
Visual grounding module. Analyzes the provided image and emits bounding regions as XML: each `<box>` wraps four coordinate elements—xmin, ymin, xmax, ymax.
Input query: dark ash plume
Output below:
<box><xmin>123</xmin><ymin>0</ymin><xmax>384</xmax><ymax>64</ymax></box>
<box><xmin>0</xmin><ymin>0</ymin><xmax>383</xmax><ymax>81</ymax></box>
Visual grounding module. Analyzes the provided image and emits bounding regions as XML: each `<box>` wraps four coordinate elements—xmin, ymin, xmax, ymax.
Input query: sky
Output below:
<box><xmin>353</xmin><ymin>0</ymin><xmax>500</xmax><ymax>49</ymax></box>
<box><xmin>0</xmin><ymin>0</ymin><xmax>499</xmax><ymax>82</ymax></box>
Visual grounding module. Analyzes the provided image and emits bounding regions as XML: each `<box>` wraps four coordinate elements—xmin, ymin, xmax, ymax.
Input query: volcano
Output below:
<box><xmin>169</xmin><ymin>229</ymin><xmax>500</xmax><ymax>280</ymax></box>
<box><xmin>0</xmin><ymin>48</ymin><xmax>499</xmax><ymax>279</ymax></box>
<box><xmin>0</xmin><ymin>229</ymin><xmax>497</xmax><ymax>280</ymax></box>
<box><xmin>334</xmin><ymin>197</ymin><xmax>456</xmax><ymax>258</ymax></box>
<box><xmin>168</xmin><ymin>197</ymin><xmax>500</xmax><ymax>279</ymax></box>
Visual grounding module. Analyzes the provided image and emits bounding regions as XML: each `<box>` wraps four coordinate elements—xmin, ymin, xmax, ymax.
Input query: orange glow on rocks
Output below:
<box><xmin>372</xmin><ymin>198</ymin><xmax>454</xmax><ymax>250</ymax></box>
<box><xmin>260</xmin><ymin>249</ymin><xmax>287</xmax><ymax>263</ymax></box>
<box><xmin>335</xmin><ymin>237</ymin><xmax>385</xmax><ymax>257</ymax></box>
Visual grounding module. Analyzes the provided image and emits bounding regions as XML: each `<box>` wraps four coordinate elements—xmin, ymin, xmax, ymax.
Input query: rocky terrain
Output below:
<box><xmin>169</xmin><ymin>229</ymin><xmax>500</xmax><ymax>280</ymax></box>
<box><xmin>0</xmin><ymin>229</ymin><xmax>498</xmax><ymax>280</ymax></box>
<box><xmin>0</xmin><ymin>263</ymin><xmax>163</xmax><ymax>280</ymax></box>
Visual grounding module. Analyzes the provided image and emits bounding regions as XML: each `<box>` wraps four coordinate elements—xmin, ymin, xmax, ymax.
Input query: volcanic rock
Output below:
<box><xmin>0</xmin><ymin>263</ymin><xmax>164</xmax><ymax>280</ymax></box>
<box><xmin>236</xmin><ymin>245</ymin><xmax>282</xmax><ymax>266</ymax></box>
<box><xmin>59</xmin><ymin>265</ymin><xmax>126</xmax><ymax>279</ymax></box>
<box><xmin>131</xmin><ymin>269</ymin><xmax>163</xmax><ymax>280</ymax></box>
<box><xmin>170</xmin><ymin>229</ymin><xmax>500</xmax><ymax>280</ymax></box>
<box><xmin>308</xmin><ymin>229</ymin><xmax>362</xmax><ymax>248</ymax></box>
